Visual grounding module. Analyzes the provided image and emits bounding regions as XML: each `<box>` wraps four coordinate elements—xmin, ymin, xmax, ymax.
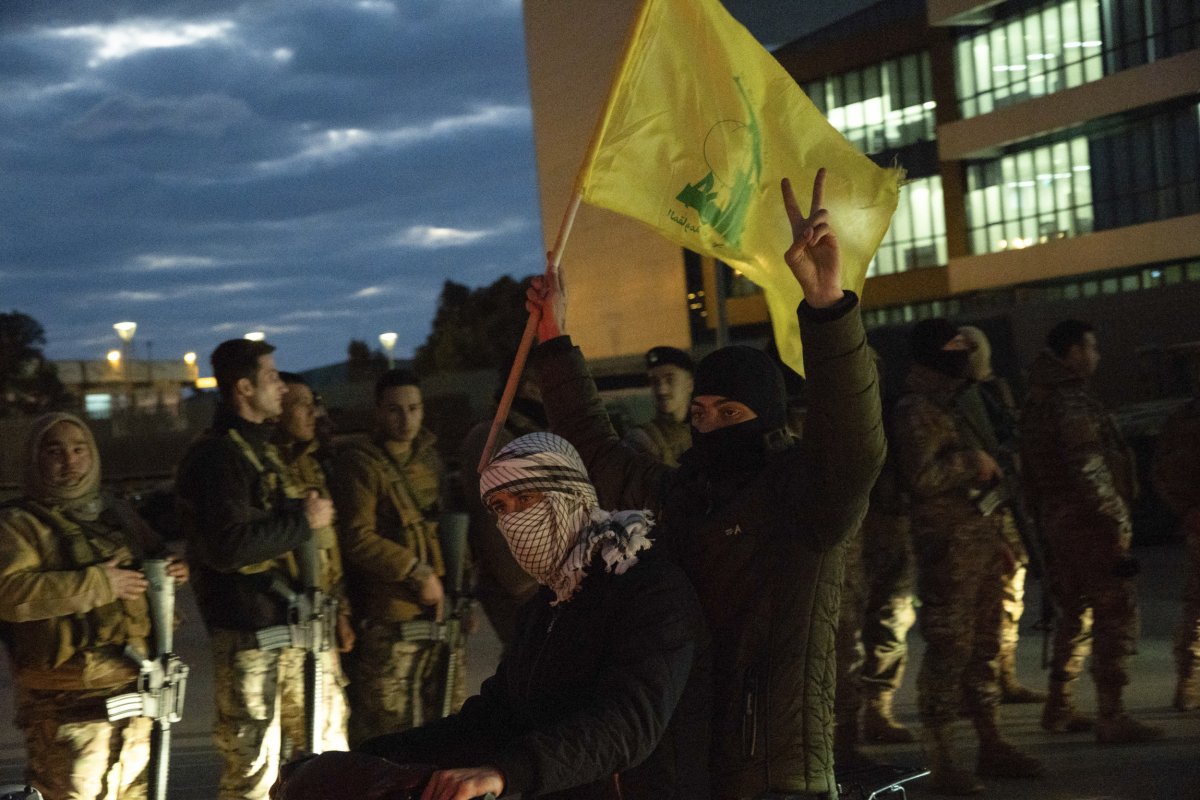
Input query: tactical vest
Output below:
<box><xmin>277</xmin><ymin>439</ymin><xmax>343</xmax><ymax>593</ymax></box>
<box><xmin>4</xmin><ymin>499</ymin><xmax>151</xmax><ymax>675</ymax></box>
<box><xmin>227</xmin><ymin>429</ymin><xmax>301</xmax><ymax>582</ymax></box>
<box><xmin>347</xmin><ymin>439</ymin><xmax>443</xmax><ymax>573</ymax></box>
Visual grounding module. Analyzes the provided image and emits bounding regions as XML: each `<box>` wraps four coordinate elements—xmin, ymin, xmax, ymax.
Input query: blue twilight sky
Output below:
<box><xmin>1</xmin><ymin>0</ymin><xmax>874</xmax><ymax>371</ymax></box>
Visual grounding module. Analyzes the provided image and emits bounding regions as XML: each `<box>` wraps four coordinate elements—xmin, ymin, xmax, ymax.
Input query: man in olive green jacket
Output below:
<box><xmin>330</xmin><ymin>369</ymin><xmax>452</xmax><ymax>746</ymax></box>
<box><xmin>525</xmin><ymin>171</ymin><xmax>884</xmax><ymax>800</ymax></box>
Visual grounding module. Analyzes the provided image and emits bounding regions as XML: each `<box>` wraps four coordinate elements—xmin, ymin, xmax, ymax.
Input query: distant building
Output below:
<box><xmin>523</xmin><ymin>0</ymin><xmax>1200</xmax><ymax>405</ymax></box>
<box><xmin>53</xmin><ymin>358</ymin><xmax>196</xmax><ymax>423</ymax></box>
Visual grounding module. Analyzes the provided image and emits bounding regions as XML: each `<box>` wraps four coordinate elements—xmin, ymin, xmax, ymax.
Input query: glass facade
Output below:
<box><xmin>965</xmin><ymin>102</ymin><xmax>1200</xmax><ymax>254</ymax></box>
<box><xmin>804</xmin><ymin>52</ymin><xmax>936</xmax><ymax>155</ymax></box>
<box><xmin>869</xmin><ymin>176</ymin><xmax>947</xmax><ymax>276</ymax></box>
<box><xmin>956</xmin><ymin>0</ymin><xmax>1200</xmax><ymax>118</ymax></box>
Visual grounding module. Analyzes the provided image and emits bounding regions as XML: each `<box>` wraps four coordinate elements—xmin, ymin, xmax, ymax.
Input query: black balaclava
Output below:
<box><xmin>909</xmin><ymin>318</ymin><xmax>969</xmax><ymax>379</ymax></box>
<box><xmin>690</xmin><ymin>345</ymin><xmax>788</xmax><ymax>475</ymax></box>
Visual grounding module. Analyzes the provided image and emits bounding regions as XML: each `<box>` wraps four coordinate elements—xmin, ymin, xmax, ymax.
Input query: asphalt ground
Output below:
<box><xmin>2</xmin><ymin>540</ymin><xmax>1197</xmax><ymax>799</ymax></box>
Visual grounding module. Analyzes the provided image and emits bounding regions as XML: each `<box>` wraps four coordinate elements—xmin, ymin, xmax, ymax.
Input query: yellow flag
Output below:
<box><xmin>575</xmin><ymin>0</ymin><xmax>901</xmax><ymax>374</ymax></box>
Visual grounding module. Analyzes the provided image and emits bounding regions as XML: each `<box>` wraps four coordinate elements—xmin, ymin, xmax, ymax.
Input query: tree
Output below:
<box><xmin>0</xmin><ymin>311</ymin><xmax>68</xmax><ymax>416</ymax></box>
<box><xmin>414</xmin><ymin>276</ymin><xmax>532</xmax><ymax>374</ymax></box>
<box><xmin>346</xmin><ymin>338</ymin><xmax>386</xmax><ymax>380</ymax></box>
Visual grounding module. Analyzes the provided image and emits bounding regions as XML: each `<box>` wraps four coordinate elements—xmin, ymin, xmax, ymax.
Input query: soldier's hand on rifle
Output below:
<box><xmin>166</xmin><ymin>555</ymin><xmax>189</xmax><ymax>586</ymax></box>
<box><xmin>420</xmin><ymin>766</ymin><xmax>504</xmax><ymax>800</ymax></box>
<box><xmin>417</xmin><ymin>572</ymin><xmax>445</xmax><ymax>612</ymax></box>
<box><xmin>782</xmin><ymin>168</ymin><xmax>844</xmax><ymax>309</ymax></box>
<box><xmin>104</xmin><ymin>557</ymin><xmax>149</xmax><ymax>601</ymax></box>
<box><xmin>336</xmin><ymin>612</ymin><xmax>356</xmax><ymax>653</ymax></box>
<box><xmin>974</xmin><ymin>450</ymin><xmax>1003</xmax><ymax>483</ymax></box>
<box><xmin>303</xmin><ymin>490</ymin><xmax>334</xmax><ymax>530</ymax></box>
<box><xmin>527</xmin><ymin>257</ymin><xmax>566</xmax><ymax>343</ymax></box>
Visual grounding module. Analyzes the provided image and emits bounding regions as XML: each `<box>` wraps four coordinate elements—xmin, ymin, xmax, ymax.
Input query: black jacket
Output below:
<box><xmin>530</xmin><ymin>301</ymin><xmax>884</xmax><ymax>798</ymax></box>
<box><xmin>175</xmin><ymin>406</ymin><xmax>311</xmax><ymax>631</ymax></box>
<box><xmin>359</xmin><ymin>548</ymin><xmax>711</xmax><ymax>799</ymax></box>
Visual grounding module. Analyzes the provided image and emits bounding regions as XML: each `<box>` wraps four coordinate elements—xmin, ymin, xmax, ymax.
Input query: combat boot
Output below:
<box><xmin>921</xmin><ymin>725</ymin><xmax>984</xmax><ymax>796</ymax></box>
<box><xmin>1095</xmin><ymin>686</ymin><xmax>1164</xmax><ymax>744</ymax></box>
<box><xmin>974</xmin><ymin>716</ymin><xmax>1044</xmax><ymax>778</ymax></box>
<box><xmin>861</xmin><ymin>690</ymin><xmax>915</xmax><ymax>743</ymax></box>
<box><xmin>998</xmin><ymin>651</ymin><xmax>1047</xmax><ymax>704</ymax></box>
<box><xmin>1040</xmin><ymin>679</ymin><xmax>1094</xmax><ymax>733</ymax></box>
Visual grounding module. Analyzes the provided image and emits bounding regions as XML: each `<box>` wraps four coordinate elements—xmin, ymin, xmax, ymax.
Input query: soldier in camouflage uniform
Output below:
<box><xmin>1153</xmin><ymin>391</ymin><xmax>1200</xmax><ymax>712</ymax></box>
<box><xmin>1020</xmin><ymin>320</ymin><xmax>1163</xmax><ymax>743</ymax></box>
<box><xmin>1152</xmin><ymin>392</ymin><xmax>1200</xmax><ymax>711</ymax></box>
<box><xmin>0</xmin><ymin>413</ymin><xmax>186</xmax><ymax>800</ymax></box>
<box><xmin>893</xmin><ymin>319</ymin><xmax>1042</xmax><ymax>795</ymax></box>
<box><xmin>622</xmin><ymin>346</ymin><xmax>694</xmax><ymax>468</ymax></box>
<box><xmin>176</xmin><ymin>340</ymin><xmax>335</xmax><ymax>799</ymax></box>
<box><xmin>330</xmin><ymin>369</ymin><xmax>458</xmax><ymax>747</ymax></box>
<box><xmin>834</xmin><ymin>354</ymin><xmax>916</xmax><ymax>764</ymax></box>
<box><xmin>1152</xmin><ymin>393</ymin><xmax>1200</xmax><ymax>714</ymax></box>
<box><xmin>273</xmin><ymin>373</ymin><xmax>354</xmax><ymax>752</ymax></box>
<box><xmin>958</xmin><ymin>326</ymin><xmax>1045</xmax><ymax>704</ymax></box>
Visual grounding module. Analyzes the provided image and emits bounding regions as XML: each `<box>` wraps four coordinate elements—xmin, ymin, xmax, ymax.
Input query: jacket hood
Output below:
<box><xmin>1026</xmin><ymin>349</ymin><xmax>1083</xmax><ymax>388</ymax></box>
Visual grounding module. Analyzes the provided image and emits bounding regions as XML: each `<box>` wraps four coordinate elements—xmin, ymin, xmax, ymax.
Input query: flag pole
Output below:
<box><xmin>477</xmin><ymin>193</ymin><xmax>582</xmax><ymax>474</ymax></box>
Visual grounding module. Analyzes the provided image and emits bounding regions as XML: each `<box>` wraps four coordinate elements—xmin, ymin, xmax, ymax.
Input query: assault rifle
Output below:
<box><xmin>106</xmin><ymin>559</ymin><xmax>189</xmax><ymax>800</ymax></box>
<box><xmin>974</xmin><ymin>444</ymin><xmax>1056</xmax><ymax>665</ymax></box>
<box><xmin>255</xmin><ymin>536</ymin><xmax>338</xmax><ymax>753</ymax></box>
<box><xmin>438</xmin><ymin>512</ymin><xmax>472</xmax><ymax>719</ymax></box>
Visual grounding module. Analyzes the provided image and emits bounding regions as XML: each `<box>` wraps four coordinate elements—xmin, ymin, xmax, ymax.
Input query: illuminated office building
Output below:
<box><xmin>524</xmin><ymin>0</ymin><xmax>1200</xmax><ymax>402</ymax></box>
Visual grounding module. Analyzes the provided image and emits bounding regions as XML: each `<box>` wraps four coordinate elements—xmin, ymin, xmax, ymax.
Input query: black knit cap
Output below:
<box><xmin>645</xmin><ymin>346</ymin><xmax>695</xmax><ymax>374</ymax></box>
<box><xmin>692</xmin><ymin>345</ymin><xmax>787</xmax><ymax>432</ymax></box>
<box><xmin>909</xmin><ymin>318</ymin><xmax>961</xmax><ymax>370</ymax></box>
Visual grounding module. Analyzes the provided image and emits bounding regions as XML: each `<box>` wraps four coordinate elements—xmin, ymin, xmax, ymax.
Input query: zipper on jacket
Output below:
<box><xmin>742</xmin><ymin>666</ymin><xmax>759</xmax><ymax>758</ymax></box>
<box><xmin>526</xmin><ymin>607</ymin><xmax>561</xmax><ymax>697</ymax></box>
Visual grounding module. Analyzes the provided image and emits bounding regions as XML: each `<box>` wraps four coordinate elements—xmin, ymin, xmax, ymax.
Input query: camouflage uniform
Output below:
<box><xmin>893</xmin><ymin>363</ymin><xmax>1039</xmax><ymax>786</ymax></box>
<box><xmin>1151</xmin><ymin>398</ymin><xmax>1200</xmax><ymax>710</ymax></box>
<box><xmin>458</xmin><ymin>410</ymin><xmax>540</xmax><ymax>649</ymax></box>
<box><xmin>956</xmin><ymin>380</ymin><xmax>1044</xmax><ymax>702</ymax></box>
<box><xmin>274</xmin><ymin>435</ymin><xmax>352</xmax><ymax>751</ymax></box>
<box><xmin>622</xmin><ymin>416</ymin><xmax>692</xmax><ymax>468</ymax></box>
<box><xmin>176</xmin><ymin>410</ymin><xmax>314</xmax><ymax>799</ymax></box>
<box><xmin>330</xmin><ymin>431</ymin><xmax>461</xmax><ymax>747</ymax></box>
<box><xmin>834</xmin><ymin>452</ymin><xmax>919</xmax><ymax>755</ymax></box>
<box><xmin>1020</xmin><ymin>350</ymin><xmax>1157</xmax><ymax>740</ymax></box>
<box><xmin>0</xmin><ymin>499</ymin><xmax>155</xmax><ymax>800</ymax></box>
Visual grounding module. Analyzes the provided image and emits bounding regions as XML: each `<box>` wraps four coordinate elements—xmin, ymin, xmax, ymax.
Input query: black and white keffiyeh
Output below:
<box><xmin>480</xmin><ymin>431</ymin><xmax>653</xmax><ymax>605</ymax></box>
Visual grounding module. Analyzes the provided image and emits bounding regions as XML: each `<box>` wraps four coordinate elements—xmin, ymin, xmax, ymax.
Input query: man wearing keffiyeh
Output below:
<box><xmin>355</xmin><ymin>431</ymin><xmax>711</xmax><ymax>800</ymax></box>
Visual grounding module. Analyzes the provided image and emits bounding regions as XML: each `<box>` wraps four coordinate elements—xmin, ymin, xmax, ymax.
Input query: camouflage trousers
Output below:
<box><xmin>1178</xmin><ymin>521</ymin><xmax>1200</xmax><ymax>685</ymax></box>
<box><xmin>912</xmin><ymin>513</ymin><xmax>1007</xmax><ymax>727</ymax></box>
<box><xmin>836</xmin><ymin>512</ymin><xmax>917</xmax><ymax>728</ymax></box>
<box><xmin>210</xmin><ymin>629</ymin><xmax>349</xmax><ymax>800</ymax></box>
<box><xmin>1043</xmin><ymin>529</ymin><xmax>1139</xmax><ymax>691</ymax></box>
<box><xmin>345</xmin><ymin>621</ymin><xmax>467</xmax><ymax>748</ymax></box>
<box><xmin>860</xmin><ymin>511</ymin><xmax>916</xmax><ymax>696</ymax></box>
<box><xmin>17</xmin><ymin>687</ymin><xmax>150</xmax><ymax>800</ymax></box>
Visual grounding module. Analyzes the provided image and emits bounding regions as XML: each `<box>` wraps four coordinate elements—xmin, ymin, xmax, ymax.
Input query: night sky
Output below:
<box><xmin>1</xmin><ymin>0</ymin><xmax>875</xmax><ymax>371</ymax></box>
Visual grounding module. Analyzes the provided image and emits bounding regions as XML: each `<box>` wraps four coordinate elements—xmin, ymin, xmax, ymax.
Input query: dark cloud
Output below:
<box><xmin>0</xmin><ymin>0</ymin><xmax>540</xmax><ymax>368</ymax></box>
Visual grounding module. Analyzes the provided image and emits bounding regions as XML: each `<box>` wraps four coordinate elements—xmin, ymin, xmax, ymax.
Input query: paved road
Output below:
<box><xmin>3</xmin><ymin>541</ymin><xmax>1197</xmax><ymax>799</ymax></box>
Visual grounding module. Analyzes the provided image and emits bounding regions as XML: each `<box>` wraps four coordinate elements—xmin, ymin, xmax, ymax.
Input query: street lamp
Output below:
<box><xmin>113</xmin><ymin>321</ymin><xmax>137</xmax><ymax>413</ymax></box>
<box><xmin>379</xmin><ymin>331</ymin><xmax>398</xmax><ymax>369</ymax></box>
<box><xmin>184</xmin><ymin>351</ymin><xmax>199</xmax><ymax>383</ymax></box>
<box><xmin>244</xmin><ymin>331</ymin><xmax>265</xmax><ymax>342</ymax></box>
<box><xmin>107</xmin><ymin>349</ymin><xmax>122</xmax><ymax>367</ymax></box>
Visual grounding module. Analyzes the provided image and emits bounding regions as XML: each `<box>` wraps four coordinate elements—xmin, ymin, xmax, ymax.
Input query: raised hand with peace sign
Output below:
<box><xmin>782</xmin><ymin>167</ymin><xmax>845</xmax><ymax>309</ymax></box>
